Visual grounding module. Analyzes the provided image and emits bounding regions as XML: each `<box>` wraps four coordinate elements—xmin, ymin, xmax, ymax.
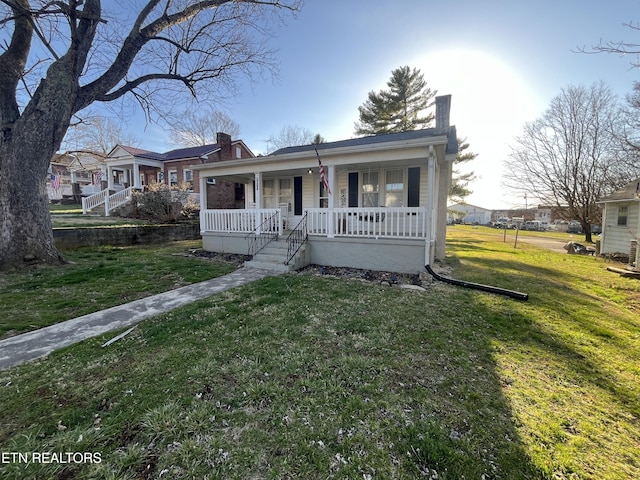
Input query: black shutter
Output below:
<box><xmin>348</xmin><ymin>172</ymin><xmax>359</xmax><ymax>207</ymax></box>
<box><xmin>294</xmin><ymin>176</ymin><xmax>303</xmax><ymax>215</ymax></box>
<box><xmin>407</xmin><ymin>167</ymin><xmax>420</xmax><ymax>207</ymax></box>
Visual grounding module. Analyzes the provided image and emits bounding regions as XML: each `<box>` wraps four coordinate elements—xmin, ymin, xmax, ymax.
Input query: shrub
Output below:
<box><xmin>115</xmin><ymin>183</ymin><xmax>199</xmax><ymax>223</ymax></box>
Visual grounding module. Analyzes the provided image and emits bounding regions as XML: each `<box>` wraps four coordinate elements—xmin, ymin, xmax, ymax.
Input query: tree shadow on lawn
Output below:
<box><xmin>0</xmin><ymin>275</ymin><xmax>552</xmax><ymax>480</ymax></box>
<box><xmin>443</xmin><ymin>252</ymin><xmax>640</xmax><ymax>419</ymax></box>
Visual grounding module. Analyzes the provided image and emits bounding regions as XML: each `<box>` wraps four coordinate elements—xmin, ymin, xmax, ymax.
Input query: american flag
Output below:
<box><xmin>314</xmin><ymin>146</ymin><xmax>331</xmax><ymax>195</ymax></box>
<box><xmin>93</xmin><ymin>170</ymin><xmax>104</xmax><ymax>185</ymax></box>
<box><xmin>50</xmin><ymin>173</ymin><xmax>61</xmax><ymax>190</ymax></box>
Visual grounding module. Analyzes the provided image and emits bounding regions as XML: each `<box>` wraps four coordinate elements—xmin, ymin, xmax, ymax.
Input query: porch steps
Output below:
<box><xmin>244</xmin><ymin>237</ymin><xmax>303</xmax><ymax>273</ymax></box>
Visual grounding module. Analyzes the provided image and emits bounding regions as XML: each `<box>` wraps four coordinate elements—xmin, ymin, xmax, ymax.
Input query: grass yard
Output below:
<box><xmin>0</xmin><ymin>228</ymin><xmax>638</xmax><ymax>478</ymax></box>
<box><xmin>0</xmin><ymin>241</ymin><xmax>237</xmax><ymax>339</ymax></box>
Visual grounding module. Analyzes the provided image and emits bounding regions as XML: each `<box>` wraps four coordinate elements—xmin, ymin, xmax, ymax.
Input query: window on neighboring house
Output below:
<box><xmin>168</xmin><ymin>170</ymin><xmax>178</xmax><ymax>187</ymax></box>
<box><xmin>236</xmin><ymin>146</ymin><xmax>242</xmax><ymax>159</ymax></box>
<box><xmin>184</xmin><ymin>169</ymin><xmax>194</xmax><ymax>190</ymax></box>
<box><xmin>385</xmin><ymin>170</ymin><xmax>404</xmax><ymax>207</ymax></box>
<box><xmin>618</xmin><ymin>205</ymin><xmax>628</xmax><ymax>226</ymax></box>
<box><xmin>362</xmin><ymin>171</ymin><xmax>379</xmax><ymax>207</ymax></box>
<box><xmin>319</xmin><ymin>181</ymin><xmax>328</xmax><ymax>208</ymax></box>
<box><xmin>263</xmin><ymin>179</ymin><xmax>275</xmax><ymax>208</ymax></box>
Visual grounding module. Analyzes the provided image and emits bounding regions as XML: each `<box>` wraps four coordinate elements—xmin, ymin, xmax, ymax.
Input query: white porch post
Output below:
<box><xmin>133</xmin><ymin>161</ymin><xmax>141</xmax><ymax>189</ymax></box>
<box><xmin>425</xmin><ymin>145</ymin><xmax>436</xmax><ymax>265</ymax></box>
<box><xmin>107</xmin><ymin>166</ymin><xmax>114</xmax><ymax>190</ymax></box>
<box><xmin>199</xmin><ymin>174</ymin><xmax>207</xmax><ymax>209</ymax></box>
<box><xmin>327</xmin><ymin>165</ymin><xmax>335</xmax><ymax>238</ymax></box>
<box><xmin>254</xmin><ymin>172</ymin><xmax>262</xmax><ymax>233</ymax></box>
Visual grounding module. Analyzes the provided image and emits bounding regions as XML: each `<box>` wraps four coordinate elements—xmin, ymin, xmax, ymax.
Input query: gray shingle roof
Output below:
<box><xmin>270</xmin><ymin>127</ymin><xmax>457</xmax><ymax>156</ymax></box>
<box><xmin>120</xmin><ymin>143</ymin><xmax>220</xmax><ymax>161</ymax></box>
<box><xmin>599</xmin><ymin>179</ymin><xmax>640</xmax><ymax>202</ymax></box>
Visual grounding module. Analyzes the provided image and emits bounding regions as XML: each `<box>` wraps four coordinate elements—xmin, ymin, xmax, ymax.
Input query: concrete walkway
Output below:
<box><xmin>0</xmin><ymin>267</ymin><xmax>278</xmax><ymax>371</ymax></box>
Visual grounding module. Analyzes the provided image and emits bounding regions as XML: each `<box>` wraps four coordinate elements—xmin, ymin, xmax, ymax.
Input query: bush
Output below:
<box><xmin>115</xmin><ymin>183</ymin><xmax>200</xmax><ymax>223</ymax></box>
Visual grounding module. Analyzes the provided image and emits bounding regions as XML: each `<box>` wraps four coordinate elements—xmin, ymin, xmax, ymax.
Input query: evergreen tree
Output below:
<box><xmin>354</xmin><ymin>66</ymin><xmax>436</xmax><ymax>135</ymax></box>
<box><xmin>449</xmin><ymin>137</ymin><xmax>478</xmax><ymax>201</ymax></box>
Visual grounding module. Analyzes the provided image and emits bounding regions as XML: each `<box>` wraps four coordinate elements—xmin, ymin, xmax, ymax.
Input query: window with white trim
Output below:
<box><xmin>279</xmin><ymin>178</ymin><xmax>292</xmax><ymax>212</ymax></box>
<box><xmin>168</xmin><ymin>170</ymin><xmax>178</xmax><ymax>187</ymax></box>
<box><xmin>362</xmin><ymin>171</ymin><xmax>379</xmax><ymax>207</ymax></box>
<box><xmin>384</xmin><ymin>169</ymin><xmax>404</xmax><ymax>207</ymax></box>
<box><xmin>263</xmin><ymin>179</ymin><xmax>276</xmax><ymax>208</ymax></box>
<box><xmin>618</xmin><ymin>205</ymin><xmax>628</xmax><ymax>226</ymax></box>
<box><xmin>183</xmin><ymin>169</ymin><xmax>194</xmax><ymax>190</ymax></box>
<box><xmin>319</xmin><ymin>181</ymin><xmax>328</xmax><ymax>208</ymax></box>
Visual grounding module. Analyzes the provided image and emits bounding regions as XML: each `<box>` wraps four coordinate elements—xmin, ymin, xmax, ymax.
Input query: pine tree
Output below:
<box><xmin>354</xmin><ymin>66</ymin><xmax>436</xmax><ymax>135</ymax></box>
<box><xmin>449</xmin><ymin>137</ymin><xmax>478</xmax><ymax>201</ymax></box>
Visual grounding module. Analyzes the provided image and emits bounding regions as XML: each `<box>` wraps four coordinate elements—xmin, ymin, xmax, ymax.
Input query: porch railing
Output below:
<box><xmin>82</xmin><ymin>188</ymin><xmax>108</xmax><ymax>214</ymax></box>
<box><xmin>200</xmin><ymin>208</ymin><xmax>281</xmax><ymax>234</ymax></box>
<box><xmin>307</xmin><ymin>207</ymin><xmax>428</xmax><ymax>238</ymax></box>
<box><xmin>199</xmin><ymin>207</ymin><xmax>428</xmax><ymax>239</ymax></box>
<box><xmin>285</xmin><ymin>212</ymin><xmax>308</xmax><ymax>265</ymax></box>
<box><xmin>105</xmin><ymin>186</ymin><xmax>134</xmax><ymax>216</ymax></box>
<box><xmin>245</xmin><ymin>210</ymin><xmax>281</xmax><ymax>256</ymax></box>
<box><xmin>81</xmin><ymin>186</ymin><xmax>134</xmax><ymax>216</ymax></box>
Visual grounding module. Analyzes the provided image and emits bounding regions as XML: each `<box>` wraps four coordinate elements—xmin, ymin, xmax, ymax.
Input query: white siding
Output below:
<box><xmin>601</xmin><ymin>202</ymin><xmax>640</xmax><ymax>254</ymax></box>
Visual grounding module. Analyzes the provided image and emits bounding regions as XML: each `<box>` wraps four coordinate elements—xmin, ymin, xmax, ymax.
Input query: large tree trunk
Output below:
<box><xmin>0</xmin><ymin>58</ymin><xmax>79</xmax><ymax>270</ymax></box>
<box><xmin>0</xmin><ymin>117</ymin><xmax>66</xmax><ymax>270</ymax></box>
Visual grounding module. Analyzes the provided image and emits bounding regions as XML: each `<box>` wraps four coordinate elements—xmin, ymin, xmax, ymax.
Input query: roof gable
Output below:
<box><xmin>599</xmin><ymin>179</ymin><xmax>640</xmax><ymax>202</ymax></box>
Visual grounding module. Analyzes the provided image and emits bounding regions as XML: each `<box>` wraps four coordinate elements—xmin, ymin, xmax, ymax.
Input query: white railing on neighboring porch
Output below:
<box><xmin>200</xmin><ymin>207</ymin><xmax>428</xmax><ymax>239</ymax></box>
<box><xmin>82</xmin><ymin>189</ymin><xmax>108</xmax><ymax>214</ymax></box>
<box><xmin>82</xmin><ymin>186</ymin><xmax>134</xmax><ymax>216</ymax></box>
<box><xmin>200</xmin><ymin>208</ymin><xmax>282</xmax><ymax>235</ymax></box>
<box><xmin>306</xmin><ymin>207</ymin><xmax>428</xmax><ymax>238</ymax></box>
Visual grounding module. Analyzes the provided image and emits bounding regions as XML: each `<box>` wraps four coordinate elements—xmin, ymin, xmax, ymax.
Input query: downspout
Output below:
<box><xmin>424</xmin><ymin>264</ymin><xmax>529</xmax><ymax>301</ymax></box>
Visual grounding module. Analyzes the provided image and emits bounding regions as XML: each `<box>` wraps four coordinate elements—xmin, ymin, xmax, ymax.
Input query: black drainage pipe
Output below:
<box><xmin>425</xmin><ymin>264</ymin><xmax>529</xmax><ymax>301</ymax></box>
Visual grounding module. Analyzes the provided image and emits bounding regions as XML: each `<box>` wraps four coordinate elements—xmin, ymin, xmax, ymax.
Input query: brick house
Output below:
<box><xmin>84</xmin><ymin>133</ymin><xmax>254</xmax><ymax>214</ymax></box>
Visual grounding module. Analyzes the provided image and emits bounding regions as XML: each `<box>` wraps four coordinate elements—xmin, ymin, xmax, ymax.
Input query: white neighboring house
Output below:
<box><xmin>192</xmin><ymin>95</ymin><xmax>458</xmax><ymax>274</ymax></box>
<box><xmin>448</xmin><ymin>203</ymin><xmax>492</xmax><ymax>225</ymax></box>
<box><xmin>598</xmin><ymin>179</ymin><xmax>640</xmax><ymax>263</ymax></box>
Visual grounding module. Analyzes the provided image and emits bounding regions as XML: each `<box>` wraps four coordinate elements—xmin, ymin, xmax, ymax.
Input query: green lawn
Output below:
<box><xmin>0</xmin><ymin>241</ymin><xmax>237</xmax><ymax>338</ymax></box>
<box><xmin>0</xmin><ymin>228</ymin><xmax>638</xmax><ymax>479</ymax></box>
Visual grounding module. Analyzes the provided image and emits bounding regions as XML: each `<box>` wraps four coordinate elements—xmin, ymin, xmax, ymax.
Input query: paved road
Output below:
<box><xmin>516</xmin><ymin>235</ymin><xmax>569</xmax><ymax>253</ymax></box>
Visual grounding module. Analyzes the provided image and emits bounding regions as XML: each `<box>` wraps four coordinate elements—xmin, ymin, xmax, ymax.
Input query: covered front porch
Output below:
<box><xmin>193</xmin><ymin>112</ymin><xmax>457</xmax><ymax>273</ymax></box>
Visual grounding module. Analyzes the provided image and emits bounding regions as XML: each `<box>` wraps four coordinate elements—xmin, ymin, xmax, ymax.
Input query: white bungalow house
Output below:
<box><xmin>192</xmin><ymin>95</ymin><xmax>458</xmax><ymax>274</ymax></box>
<box><xmin>598</xmin><ymin>179</ymin><xmax>640</xmax><ymax>265</ymax></box>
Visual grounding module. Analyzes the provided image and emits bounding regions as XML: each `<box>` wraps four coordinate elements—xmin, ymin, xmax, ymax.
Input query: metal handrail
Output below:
<box><xmin>244</xmin><ymin>210</ymin><xmax>280</xmax><ymax>256</ymax></box>
<box><xmin>285</xmin><ymin>212</ymin><xmax>308</xmax><ymax>265</ymax></box>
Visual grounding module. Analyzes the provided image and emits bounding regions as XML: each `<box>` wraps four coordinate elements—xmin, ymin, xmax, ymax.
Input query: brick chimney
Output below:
<box><xmin>435</xmin><ymin>95</ymin><xmax>451</xmax><ymax>133</ymax></box>
<box><xmin>216</xmin><ymin>132</ymin><xmax>232</xmax><ymax>161</ymax></box>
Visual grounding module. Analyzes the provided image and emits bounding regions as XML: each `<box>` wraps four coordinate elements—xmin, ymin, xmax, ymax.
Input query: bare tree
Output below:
<box><xmin>168</xmin><ymin>109</ymin><xmax>240</xmax><ymax>147</ymax></box>
<box><xmin>0</xmin><ymin>0</ymin><xmax>300</xmax><ymax>270</ymax></box>
<box><xmin>504</xmin><ymin>82</ymin><xmax>636</xmax><ymax>243</ymax></box>
<box><xmin>62</xmin><ymin>114</ymin><xmax>141</xmax><ymax>154</ymax></box>
<box><xmin>265</xmin><ymin>124</ymin><xmax>316</xmax><ymax>153</ymax></box>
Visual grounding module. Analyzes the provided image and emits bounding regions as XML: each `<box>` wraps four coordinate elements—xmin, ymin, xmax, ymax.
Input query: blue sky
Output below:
<box><xmin>120</xmin><ymin>1</ymin><xmax>640</xmax><ymax>208</ymax></box>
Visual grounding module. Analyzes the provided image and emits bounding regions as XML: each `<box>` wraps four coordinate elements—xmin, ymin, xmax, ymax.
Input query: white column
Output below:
<box><xmin>327</xmin><ymin>165</ymin><xmax>335</xmax><ymax>238</ymax></box>
<box><xmin>199</xmin><ymin>174</ymin><xmax>207</xmax><ymax>209</ymax></box>
<box><xmin>425</xmin><ymin>145</ymin><xmax>436</xmax><ymax>265</ymax></box>
<box><xmin>107</xmin><ymin>166</ymin><xmax>114</xmax><ymax>190</ymax></box>
<box><xmin>254</xmin><ymin>172</ymin><xmax>262</xmax><ymax>233</ymax></box>
<box><xmin>133</xmin><ymin>162</ymin><xmax>141</xmax><ymax>189</ymax></box>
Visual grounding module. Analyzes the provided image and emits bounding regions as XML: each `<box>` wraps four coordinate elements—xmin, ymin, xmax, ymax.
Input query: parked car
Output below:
<box><xmin>523</xmin><ymin>220</ymin><xmax>545</xmax><ymax>231</ymax></box>
<box><xmin>494</xmin><ymin>217</ymin><xmax>515</xmax><ymax>229</ymax></box>
<box><xmin>590</xmin><ymin>224</ymin><xmax>602</xmax><ymax>235</ymax></box>
<box><xmin>567</xmin><ymin>221</ymin><xmax>582</xmax><ymax>234</ymax></box>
